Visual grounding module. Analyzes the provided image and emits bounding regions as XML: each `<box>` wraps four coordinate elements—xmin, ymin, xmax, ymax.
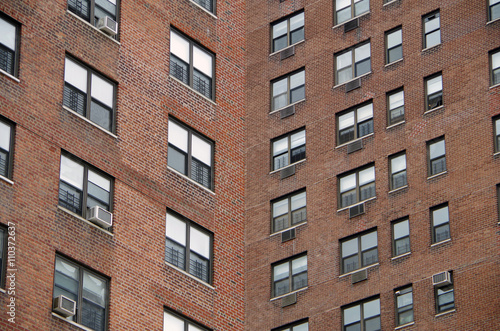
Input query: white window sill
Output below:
<box><xmin>0</xmin><ymin>288</ymin><xmax>6</xmax><ymax>294</ymax></box>
<box><xmin>391</xmin><ymin>252</ymin><xmax>411</xmax><ymax>261</ymax></box>
<box><xmin>389</xmin><ymin>185</ymin><xmax>408</xmax><ymax>194</ymax></box>
<box><xmin>435</xmin><ymin>309</ymin><xmax>456</xmax><ymax>318</ymax></box>
<box><xmin>0</xmin><ymin>175</ymin><xmax>14</xmax><ymax>186</ymax></box>
<box><xmin>270</xmin><ymin>287</ymin><xmax>308</xmax><ymax>301</ymax></box>
<box><xmin>332</xmin><ymin>12</ymin><xmax>370</xmax><ymax>29</ymax></box>
<box><xmin>337</xmin><ymin>196</ymin><xmax>376</xmax><ymax>213</ymax></box>
<box><xmin>57</xmin><ymin>206</ymin><xmax>114</xmax><ymax>236</ymax></box>
<box><xmin>386</xmin><ymin>121</ymin><xmax>405</xmax><ymax>130</ymax></box>
<box><xmin>189</xmin><ymin>0</ymin><xmax>217</xmax><ymax>18</ymax></box>
<box><xmin>269</xmin><ymin>98</ymin><xmax>306</xmax><ymax>115</ymax></box>
<box><xmin>490</xmin><ymin>82</ymin><xmax>500</xmax><ymax>89</ymax></box>
<box><xmin>339</xmin><ymin>263</ymin><xmax>379</xmax><ymax>278</ymax></box>
<box><xmin>333</xmin><ymin>72</ymin><xmax>372</xmax><ymax>89</ymax></box>
<box><xmin>63</xmin><ymin>106</ymin><xmax>118</xmax><ymax>139</ymax></box>
<box><xmin>169</xmin><ymin>75</ymin><xmax>217</xmax><ymax>105</ymax></box>
<box><xmin>383</xmin><ymin>0</ymin><xmax>401</xmax><ymax>7</ymax></box>
<box><xmin>0</xmin><ymin>69</ymin><xmax>20</xmax><ymax>83</ymax></box>
<box><xmin>395</xmin><ymin>321</ymin><xmax>415</xmax><ymax>330</ymax></box>
<box><xmin>427</xmin><ymin>171</ymin><xmax>448</xmax><ymax>180</ymax></box>
<box><xmin>164</xmin><ymin>262</ymin><xmax>215</xmax><ymax>289</ymax></box>
<box><xmin>493</xmin><ymin>151</ymin><xmax>500</xmax><ymax>157</ymax></box>
<box><xmin>385</xmin><ymin>58</ymin><xmax>403</xmax><ymax>68</ymax></box>
<box><xmin>52</xmin><ymin>313</ymin><xmax>94</xmax><ymax>331</ymax></box>
<box><xmin>167</xmin><ymin>166</ymin><xmax>215</xmax><ymax>194</ymax></box>
<box><xmin>422</xmin><ymin>43</ymin><xmax>442</xmax><ymax>53</ymax></box>
<box><xmin>487</xmin><ymin>17</ymin><xmax>500</xmax><ymax>25</ymax></box>
<box><xmin>270</xmin><ymin>222</ymin><xmax>307</xmax><ymax>237</ymax></box>
<box><xmin>67</xmin><ymin>10</ymin><xmax>121</xmax><ymax>45</ymax></box>
<box><xmin>269</xmin><ymin>40</ymin><xmax>305</xmax><ymax>57</ymax></box>
<box><xmin>335</xmin><ymin>133</ymin><xmax>374</xmax><ymax>149</ymax></box>
<box><xmin>423</xmin><ymin>105</ymin><xmax>444</xmax><ymax>115</ymax></box>
<box><xmin>431</xmin><ymin>238</ymin><xmax>451</xmax><ymax>247</ymax></box>
<box><xmin>269</xmin><ymin>159</ymin><xmax>306</xmax><ymax>175</ymax></box>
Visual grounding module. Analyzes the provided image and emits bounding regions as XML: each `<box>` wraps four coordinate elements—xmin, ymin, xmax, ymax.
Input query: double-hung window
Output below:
<box><xmin>271</xmin><ymin>70</ymin><xmax>305</xmax><ymax>111</ymax></box>
<box><xmin>423</xmin><ymin>11</ymin><xmax>440</xmax><ymax>49</ymax></box>
<box><xmin>191</xmin><ymin>0</ymin><xmax>215</xmax><ymax>14</ymax></box>
<box><xmin>335</xmin><ymin>41</ymin><xmax>371</xmax><ymax>85</ymax></box>
<box><xmin>167</xmin><ymin>119</ymin><xmax>214</xmax><ymax>190</ymax></box>
<box><xmin>335</xmin><ymin>0</ymin><xmax>370</xmax><ymax>25</ymax></box>
<box><xmin>395</xmin><ymin>286</ymin><xmax>414</xmax><ymax>326</ymax></box>
<box><xmin>389</xmin><ymin>152</ymin><xmax>407</xmax><ymax>190</ymax></box>
<box><xmin>342</xmin><ymin>297</ymin><xmax>380</xmax><ymax>331</ymax></box>
<box><xmin>63</xmin><ymin>57</ymin><xmax>116</xmax><ymax>132</ymax></box>
<box><xmin>272</xmin><ymin>254</ymin><xmax>307</xmax><ymax>297</ymax></box>
<box><xmin>165</xmin><ymin>211</ymin><xmax>212</xmax><ymax>284</ymax></box>
<box><xmin>434</xmin><ymin>272</ymin><xmax>455</xmax><ymax>314</ymax></box>
<box><xmin>425</xmin><ymin>73</ymin><xmax>443</xmax><ymax>111</ymax></box>
<box><xmin>53</xmin><ymin>255</ymin><xmax>108</xmax><ymax>331</ymax></box>
<box><xmin>272</xmin><ymin>129</ymin><xmax>306</xmax><ymax>171</ymax></box>
<box><xmin>163</xmin><ymin>310</ymin><xmax>209</xmax><ymax>331</ymax></box>
<box><xmin>489</xmin><ymin>0</ymin><xmax>500</xmax><ymax>22</ymax></box>
<box><xmin>170</xmin><ymin>30</ymin><xmax>215</xmax><ymax>100</ymax></box>
<box><xmin>273</xmin><ymin>319</ymin><xmax>309</xmax><ymax>331</ymax></box>
<box><xmin>58</xmin><ymin>154</ymin><xmax>113</xmax><ymax>219</ymax></box>
<box><xmin>337</xmin><ymin>102</ymin><xmax>373</xmax><ymax>145</ymax></box>
<box><xmin>491</xmin><ymin>50</ymin><xmax>500</xmax><ymax>86</ymax></box>
<box><xmin>340</xmin><ymin>230</ymin><xmax>378</xmax><ymax>274</ymax></box>
<box><xmin>338</xmin><ymin>164</ymin><xmax>375</xmax><ymax>208</ymax></box>
<box><xmin>387</xmin><ymin>88</ymin><xmax>404</xmax><ymax>126</ymax></box>
<box><xmin>67</xmin><ymin>0</ymin><xmax>119</xmax><ymax>32</ymax></box>
<box><xmin>0</xmin><ymin>118</ymin><xmax>15</xmax><ymax>180</ymax></box>
<box><xmin>272</xmin><ymin>190</ymin><xmax>307</xmax><ymax>233</ymax></box>
<box><xmin>0</xmin><ymin>14</ymin><xmax>20</xmax><ymax>77</ymax></box>
<box><xmin>392</xmin><ymin>218</ymin><xmax>410</xmax><ymax>256</ymax></box>
<box><xmin>386</xmin><ymin>27</ymin><xmax>402</xmax><ymax>64</ymax></box>
<box><xmin>427</xmin><ymin>137</ymin><xmax>446</xmax><ymax>176</ymax></box>
<box><xmin>431</xmin><ymin>204</ymin><xmax>450</xmax><ymax>244</ymax></box>
<box><xmin>271</xmin><ymin>12</ymin><xmax>304</xmax><ymax>53</ymax></box>
<box><xmin>494</xmin><ymin>116</ymin><xmax>500</xmax><ymax>153</ymax></box>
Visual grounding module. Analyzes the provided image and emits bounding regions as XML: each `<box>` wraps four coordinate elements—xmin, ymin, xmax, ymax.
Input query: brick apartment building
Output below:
<box><xmin>0</xmin><ymin>0</ymin><xmax>499</xmax><ymax>331</ymax></box>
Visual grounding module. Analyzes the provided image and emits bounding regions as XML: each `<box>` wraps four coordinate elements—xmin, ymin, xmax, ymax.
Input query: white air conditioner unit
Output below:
<box><xmin>87</xmin><ymin>206</ymin><xmax>113</xmax><ymax>229</ymax></box>
<box><xmin>97</xmin><ymin>16</ymin><xmax>118</xmax><ymax>36</ymax></box>
<box><xmin>432</xmin><ymin>271</ymin><xmax>452</xmax><ymax>286</ymax></box>
<box><xmin>53</xmin><ymin>295</ymin><xmax>76</xmax><ymax>318</ymax></box>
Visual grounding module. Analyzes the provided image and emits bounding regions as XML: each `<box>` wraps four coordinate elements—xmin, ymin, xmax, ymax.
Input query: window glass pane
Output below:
<box><xmin>358</xmin><ymin>167</ymin><xmax>374</xmax><ymax>186</ymax></box>
<box><xmin>426</xmin><ymin>30</ymin><xmax>441</xmax><ymax>48</ymax></box>
<box><xmin>427</xmin><ymin>75</ymin><xmax>442</xmax><ymax>95</ymax></box>
<box><xmin>273</xmin><ymin>198</ymin><xmax>288</xmax><ymax>217</ymax></box>
<box><xmin>56</xmin><ymin>258</ymin><xmax>79</xmax><ymax>279</ymax></box>
<box><xmin>336</xmin><ymin>0</ymin><xmax>351</xmax><ymax>10</ymax></box>
<box><xmin>492</xmin><ymin>0</ymin><xmax>500</xmax><ymax>5</ymax></box>
<box><xmin>363</xmin><ymin>299</ymin><xmax>380</xmax><ymax>318</ymax></box>
<box><xmin>0</xmin><ymin>121</ymin><xmax>11</xmax><ymax>151</ymax></box>
<box><xmin>361</xmin><ymin>232</ymin><xmax>377</xmax><ymax>250</ymax></box>
<box><xmin>430</xmin><ymin>140</ymin><xmax>445</xmax><ymax>158</ymax></box>
<box><xmin>355</xmin><ymin>44</ymin><xmax>370</xmax><ymax>62</ymax></box>
<box><xmin>291</xmin><ymin>192</ymin><xmax>306</xmax><ymax>210</ymax></box>
<box><xmin>425</xmin><ymin>15</ymin><xmax>440</xmax><ymax>33</ymax></box>
<box><xmin>91</xmin><ymin>74</ymin><xmax>113</xmax><ymax>108</ymax></box>
<box><xmin>290</xmin><ymin>131</ymin><xmax>305</xmax><ymax>149</ymax></box>
<box><xmin>166</xmin><ymin>213</ymin><xmax>187</xmax><ymax>245</ymax></box>
<box><xmin>290</xmin><ymin>71</ymin><xmax>305</xmax><ymax>90</ymax></box>
<box><xmin>337</xmin><ymin>51</ymin><xmax>352</xmax><ymax>69</ymax></box>
<box><xmin>168</xmin><ymin>121</ymin><xmax>188</xmax><ymax>152</ymax></box>
<box><xmin>60</xmin><ymin>156</ymin><xmax>84</xmax><ymax>190</ymax></box>
<box><xmin>65</xmin><ymin>58</ymin><xmax>88</xmax><ymax>92</ymax></box>
<box><xmin>496</xmin><ymin>118</ymin><xmax>500</xmax><ymax>133</ymax></box>
<box><xmin>340</xmin><ymin>173</ymin><xmax>356</xmax><ymax>192</ymax></box>
<box><xmin>273</xmin><ymin>137</ymin><xmax>288</xmax><ymax>156</ymax></box>
<box><xmin>191</xmin><ymin>135</ymin><xmax>211</xmax><ymax>166</ymax></box>
<box><xmin>163</xmin><ymin>312</ymin><xmax>185</xmax><ymax>331</ymax></box>
<box><xmin>190</xmin><ymin>227</ymin><xmax>210</xmax><ymax>259</ymax></box>
<box><xmin>389</xmin><ymin>91</ymin><xmax>404</xmax><ymax>109</ymax></box>
<box><xmin>391</xmin><ymin>155</ymin><xmax>406</xmax><ymax>173</ymax></box>
<box><xmin>273</xmin><ymin>20</ymin><xmax>287</xmax><ymax>38</ymax></box>
<box><xmin>387</xmin><ymin>29</ymin><xmax>402</xmax><ymax>49</ymax></box>
<box><xmin>193</xmin><ymin>46</ymin><xmax>213</xmax><ymax>78</ymax></box>
<box><xmin>294</xmin><ymin>323</ymin><xmax>308</xmax><ymax>331</ymax></box>
<box><xmin>0</xmin><ymin>18</ymin><xmax>16</xmax><ymax>51</ymax></box>
<box><xmin>273</xmin><ymin>262</ymin><xmax>289</xmax><ymax>281</ymax></box>
<box><xmin>492</xmin><ymin>52</ymin><xmax>500</xmax><ymax>69</ymax></box>
<box><xmin>82</xmin><ymin>271</ymin><xmax>106</xmax><ymax>307</ymax></box>
<box><xmin>273</xmin><ymin>78</ymin><xmax>288</xmax><ymax>97</ymax></box>
<box><xmin>357</xmin><ymin>104</ymin><xmax>373</xmax><ymax>122</ymax></box>
<box><xmin>394</xmin><ymin>220</ymin><xmax>409</xmax><ymax>239</ymax></box>
<box><xmin>342</xmin><ymin>238</ymin><xmax>358</xmax><ymax>257</ymax></box>
<box><xmin>290</xmin><ymin>13</ymin><xmax>304</xmax><ymax>31</ymax></box>
<box><xmin>88</xmin><ymin>170</ymin><xmax>110</xmax><ymax>192</ymax></box>
<box><xmin>171</xmin><ymin>31</ymin><xmax>190</xmax><ymax>63</ymax></box>
<box><xmin>189</xmin><ymin>325</ymin><xmax>203</xmax><ymax>331</ymax></box>
<box><xmin>292</xmin><ymin>256</ymin><xmax>307</xmax><ymax>274</ymax></box>
<box><xmin>433</xmin><ymin>206</ymin><xmax>449</xmax><ymax>226</ymax></box>
<box><xmin>398</xmin><ymin>292</ymin><xmax>413</xmax><ymax>307</ymax></box>
<box><xmin>339</xmin><ymin>112</ymin><xmax>355</xmax><ymax>130</ymax></box>
<box><xmin>354</xmin><ymin>0</ymin><xmax>369</xmax><ymax>16</ymax></box>
<box><xmin>343</xmin><ymin>305</ymin><xmax>361</xmax><ymax>325</ymax></box>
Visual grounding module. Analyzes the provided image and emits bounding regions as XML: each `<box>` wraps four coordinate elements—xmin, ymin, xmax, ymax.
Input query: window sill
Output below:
<box><xmin>337</xmin><ymin>196</ymin><xmax>376</xmax><ymax>213</ymax></box>
<box><xmin>270</xmin><ymin>222</ymin><xmax>307</xmax><ymax>237</ymax></box>
<box><xmin>67</xmin><ymin>10</ymin><xmax>121</xmax><ymax>45</ymax></box>
<box><xmin>335</xmin><ymin>133</ymin><xmax>374</xmax><ymax>149</ymax></box>
<box><xmin>389</xmin><ymin>185</ymin><xmax>408</xmax><ymax>194</ymax></box>
<box><xmin>269</xmin><ymin>98</ymin><xmax>306</xmax><ymax>115</ymax></box>
<box><xmin>435</xmin><ymin>309</ymin><xmax>456</xmax><ymax>318</ymax></box>
<box><xmin>490</xmin><ymin>82</ymin><xmax>500</xmax><ymax>90</ymax></box>
<box><xmin>189</xmin><ymin>0</ymin><xmax>217</xmax><ymax>18</ymax></box>
<box><xmin>427</xmin><ymin>171</ymin><xmax>447</xmax><ymax>180</ymax></box>
<box><xmin>269</xmin><ymin>159</ymin><xmax>306</xmax><ymax>175</ymax></box>
<box><xmin>391</xmin><ymin>252</ymin><xmax>411</xmax><ymax>261</ymax></box>
<box><xmin>169</xmin><ymin>75</ymin><xmax>217</xmax><ymax>105</ymax></box>
<box><xmin>270</xmin><ymin>287</ymin><xmax>308</xmax><ymax>301</ymax></box>
<box><xmin>487</xmin><ymin>17</ymin><xmax>500</xmax><ymax>25</ymax></box>
<box><xmin>430</xmin><ymin>238</ymin><xmax>451</xmax><ymax>247</ymax></box>
<box><xmin>270</xmin><ymin>40</ymin><xmax>305</xmax><ymax>57</ymax></box>
<box><xmin>395</xmin><ymin>322</ymin><xmax>415</xmax><ymax>330</ymax></box>
<box><xmin>339</xmin><ymin>263</ymin><xmax>379</xmax><ymax>278</ymax></box>
<box><xmin>57</xmin><ymin>206</ymin><xmax>114</xmax><ymax>236</ymax></box>
<box><xmin>0</xmin><ymin>69</ymin><xmax>20</xmax><ymax>83</ymax></box>
<box><xmin>384</xmin><ymin>58</ymin><xmax>403</xmax><ymax>68</ymax></box>
<box><xmin>164</xmin><ymin>261</ymin><xmax>215</xmax><ymax>289</ymax></box>
<box><xmin>167</xmin><ymin>166</ymin><xmax>215</xmax><ymax>194</ymax></box>
<box><xmin>333</xmin><ymin>72</ymin><xmax>372</xmax><ymax>89</ymax></box>
<box><xmin>63</xmin><ymin>106</ymin><xmax>118</xmax><ymax>138</ymax></box>
<box><xmin>52</xmin><ymin>313</ymin><xmax>94</xmax><ymax>331</ymax></box>
<box><xmin>0</xmin><ymin>175</ymin><xmax>14</xmax><ymax>186</ymax></box>
<box><xmin>386</xmin><ymin>121</ymin><xmax>405</xmax><ymax>130</ymax></box>
<box><xmin>423</xmin><ymin>105</ymin><xmax>444</xmax><ymax>115</ymax></box>
<box><xmin>493</xmin><ymin>151</ymin><xmax>500</xmax><ymax>157</ymax></box>
<box><xmin>422</xmin><ymin>43</ymin><xmax>442</xmax><ymax>53</ymax></box>
<box><xmin>383</xmin><ymin>0</ymin><xmax>401</xmax><ymax>7</ymax></box>
<box><xmin>332</xmin><ymin>12</ymin><xmax>370</xmax><ymax>29</ymax></box>
<box><xmin>0</xmin><ymin>288</ymin><xmax>6</xmax><ymax>294</ymax></box>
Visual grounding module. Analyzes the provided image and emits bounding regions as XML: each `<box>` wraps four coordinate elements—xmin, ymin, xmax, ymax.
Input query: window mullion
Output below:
<box><xmin>187</xmin><ymin>131</ymin><xmax>193</xmax><ymax>178</ymax></box>
<box><xmin>86</xmin><ymin>70</ymin><xmax>92</xmax><ymax>118</ymax></box>
<box><xmin>357</xmin><ymin>236</ymin><xmax>362</xmax><ymax>268</ymax></box>
<box><xmin>77</xmin><ymin>268</ymin><xmax>84</xmax><ymax>325</ymax></box>
<box><xmin>82</xmin><ymin>165</ymin><xmax>89</xmax><ymax>218</ymax></box>
<box><xmin>185</xmin><ymin>221</ymin><xmax>190</xmax><ymax>275</ymax></box>
<box><xmin>90</xmin><ymin>0</ymin><xmax>96</xmax><ymax>25</ymax></box>
<box><xmin>189</xmin><ymin>43</ymin><xmax>194</xmax><ymax>87</ymax></box>
<box><xmin>288</xmin><ymin>261</ymin><xmax>293</xmax><ymax>291</ymax></box>
<box><xmin>351</xmin><ymin>50</ymin><xmax>356</xmax><ymax>78</ymax></box>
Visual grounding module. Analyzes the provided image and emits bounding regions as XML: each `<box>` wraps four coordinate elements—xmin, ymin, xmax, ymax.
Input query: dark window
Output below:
<box><xmin>387</xmin><ymin>88</ymin><xmax>404</xmax><ymax>126</ymax></box>
<box><xmin>431</xmin><ymin>204</ymin><xmax>450</xmax><ymax>243</ymax></box>
<box><xmin>272</xmin><ymin>190</ymin><xmax>307</xmax><ymax>233</ymax></box>
<box><xmin>337</xmin><ymin>102</ymin><xmax>373</xmax><ymax>145</ymax></box>
<box><xmin>167</xmin><ymin>119</ymin><xmax>214</xmax><ymax>190</ymax></box>
<box><xmin>68</xmin><ymin>0</ymin><xmax>118</xmax><ymax>32</ymax></box>
<box><xmin>53</xmin><ymin>255</ymin><xmax>108</xmax><ymax>331</ymax></box>
<box><xmin>491</xmin><ymin>50</ymin><xmax>500</xmax><ymax>86</ymax></box>
<box><xmin>272</xmin><ymin>319</ymin><xmax>309</xmax><ymax>331</ymax></box>
<box><xmin>63</xmin><ymin>57</ymin><xmax>116</xmax><ymax>133</ymax></box>
<box><xmin>427</xmin><ymin>137</ymin><xmax>446</xmax><ymax>176</ymax></box>
<box><xmin>423</xmin><ymin>11</ymin><xmax>440</xmax><ymax>49</ymax></box>
<box><xmin>489</xmin><ymin>0</ymin><xmax>500</xmax><ymax>22</ymax></box>
<box><xmin>165</xmin><ymin>211</ymin><xmax>212</xmax><ymax>284</ymax></box>
<box><xmin>272</xmin><ymin>254</ymin><xmax>307</xmax><ymax>297</ymax></box>
<box><xmin>170</xmin><ymin>29</ymin><xmax>215</xmax><ymax>100</ymax></box>
<box><xmin>163</xmin><ymin>309</ymin><xmax>209</xmax><ymax>330</ymax></box>
<box><xmin>341</xmin><ymin>229</ymin><xmax>378</xmax><ymax>274</ymax></box>
<box><xmin>0</xmin><ymin>14</ymin><xmax>20</xmax><ymax>77</ymax></box>
<box><xmin>338</xmin><ymin>164</ymin><xmax>375</xmax><ymax>208</ymax></box>
<box><xmin>342</xmin><ymin>297</ymin><xmax>381</xmax><ymax>331</ymax></box>
<box><xmin>271</xmin><ymin>69</ymin><xmax>305</xmax><ymax>111</ymax></box>
<box><xmin>191</xmin><ymin>0</ymin><xmax>216</xmax><ymax>14</ymax></box>
<box><xmin>494</xmin><ymin>116</ymin><xmax>500</xmax><ymax>153</ymax></box>
<box><xmin>0</xmin><ymin>225</ymin><xmax>6</xmax><ymax>288</ymax></box>
<box><xmin>395</xmin><ymin>286</ymin><xmax>414</xmax><ymax>326</ymax></box>
<box><xmin>272</xmin><ymin>129</ymin><xmax>306</xmax><ymax>170</ymax></box>
<box><xmin>335</xmin><ymin>0</ymin><xmax>370</xmax><ymax>25</ymax></box>
<box><xmin>0</xmin><ymin>118</ymin><xmax>15</xmax><ymax>179</ymax></box>
<box><xmin>335</xmin><ymin>41</ymin><xmax>371</xmax><ymax>85</ymax></box>
<box><xmin>386</xmin><ymin>27</ymin><xmax>402</xmax><ymax>64</ymax></box>
<box><xmin>434</xmin><ymin>272</ymin><xmax>455</xmax><ymax>314</ymax></box>
<box><xmin>389</xmin><ymin>152</ymin><xmax>407</xmax><ymax>190</ymax></box>
<box><xmin>58</xmin><ymin>153</ymin><xmax>113</xmax><ymax>219</ymax></box>
<box><xmin>392</xmin><ymin>218</ymin><xmax>410</xmax><ymax>256</ymax></box>
<box><xmin>272</xmin><ymin>11</ymin><xmax>304</xmax><ymax>53</ymax></box>
<box><xmin>425</xmin><ymin>73</ymin><xmax>443</xmax><ymax>111</ymax></box>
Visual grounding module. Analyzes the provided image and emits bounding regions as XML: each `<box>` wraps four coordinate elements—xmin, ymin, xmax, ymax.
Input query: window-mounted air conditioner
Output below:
<box><xmin>53</xmin><ymin>295</ymin><xmax>76</xmax><ymax>318</ymax></box>
<box><xmin>432</xmin><ymin>271</ymin><xmax>452</xmax><ymax>286</ymax></box>
<box><xmin>87</xmin><ymin>206</ymin><xmax>113</xmax><ymax>229</ymax></box>
<box><xmin>97</xmin><ymin>16</ymin><xmax>118</xmax><ymax>36</ymax></box>
<box><xmin>349</xmin><ymin>203</ymin><xmax>365</xmax><ymax>218</ymax></box>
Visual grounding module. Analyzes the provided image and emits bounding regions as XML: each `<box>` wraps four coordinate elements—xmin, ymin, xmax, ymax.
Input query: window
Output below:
<box><xmin>491</xmin><ymin>50</ymin><xmax>500</xmax><ymax>86</ymax></box>
<box><xmin>494</xmin><ymin>116</ymin><xmax>500</xmax><ymax>153</ymax></box>
<box><xmin>165</xmin><ymin>211</ymin><xmax>212</xmax><ymax>283</ymax></box>
<box><xmin>423</xmin><ymin>11</ymin><xmax>440</xmax><ymax>49</ymax></box>
<box><xmin>272</xmin><ymin>11</ymin><xmax>304</xmax><ymax>53</ymax></box>
<box><xmin>431</xmin><ymin>204</ymin><xmax>450</xmax><ymax>244</ymax></box>
<box><xmin>489</xmin><ymin>0</ymin><xmax>500</xmax><ymax>22</ymax></box>
<box><xmin>167</xmin><ymin>119</ymin><xmax>214</xmax><ymax>189</ymax></box>
<box><xmin>272</xmin><ymin>190</ymin><xmax>307</xmax><ymax>233</ymax></box>
<box><xmin>271</xmin><ymin>70</ymin><xmax>305</xmax><ymax>111</ymax></box>
<box><xmin>272</xmin><ymin>254</ymin><xmax>307</xmax><ymax>297</ymax></box>
<box><xmin>335</xmin><ymin>41</ymin><xmax>371</xmax><ymax>85</ymax></box>
<box><xmin>427</xmin><ymin>137</ymin><xmax>446</xmax><ymax>176</ymax></box>
<box><xmin>395</xmin><ymin>286</ymin><xmax>414</xmax><ymax>326</ymax></box>
<box><xmin>191</xmin><ymin>0</ymin><xmax>215</xmax><ymax>14</ymax></box>
<box><xmin>337</xmin><ymin>102</ymin><xmax>373</xmax><ymax>145</ymax></box>
<box><xmin>271</xmin><ymin>129</ymin><xmax>306</xmax><ymax>170</ymax></box>
<box><xmin>63</xmin><ymin>57</ymin><xmax>116</xmax><ymax>132</ymax></box>
<box><xmin>53</xmin><ymin>255</ymin><xmax>108</xmax><ymax>331</ymax></box>
<box><xmin>335</xmin><ymin>0</ymin><xmax>370</xmax><ymax>25</ymax></box>
<box><xmin>425</xmin><ymin>73</ymin><xmax>443</xmax><ymax>111</ymax></box>
<box><xmin>338</xmin><ymin>164</ymin><xmax>375</xmax><ymax>208</ymax></box>
<box><xmin>387</xmin><ymin>88</ymin><xmax>404</xmax><ymax>126</ymax></box>
<box><xmin>392</xmin><ymin>218</ymin><xmax>410</xmax><ymax>256</ymax></box>
<box><xmin>0</xmin><ymin>225</ymin><xmax>6</xmax><ymax>288</ymax></box>
<box><xmin>342</xmin><ymin>297</ymin><xmax>380</xmax><ymax>331</ymax></box>
<box><xmin>0</xmin><ymin>118</ymin><xmax>15</xmax><ymax>179</ymax></box>
<box><xmin>0</xmin><ymin>14</ymin><xmax>20</xmax><ymax>77</ymax></box>
<box><xmin>272</xmin><ymin>319</ymin><xmax>309</xmax><ymax>331</ymax></box>
<box><xmin>67</xmin><ymin>0</ymin><xmax>119</xmax><ymax>33</ymax></box>
<box><xmin>163</xmin><ymin>310</ymin><xmax>209</xmax><ymax>331</ymax></box>
<box><xmin>170</xmin><ymin>29</ymin><xmax>215</xmax><ymax>100</ymax></box>
<box><xmin>58</xmin><ymin>154</ymin><xmax>113</xmax><ymax>219</ymax></box>
<box><xmin>341</xmin><ymin>230</ymin><xmax>378</xmax><ymax>274</ymax></box>
<box><xmin>435</xmin><ymin>272</ymin><xmax>455</xmax><ymax>314</ymax></box>
<box><xmin>386</xmin><ymin>27</ymin><xmax>402</xmax><ymax>64</ymax></box>
<box><xmin>389</xmin><ymin>152</ymin><xmax>407</xmax><ymax>190</ymax></box>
